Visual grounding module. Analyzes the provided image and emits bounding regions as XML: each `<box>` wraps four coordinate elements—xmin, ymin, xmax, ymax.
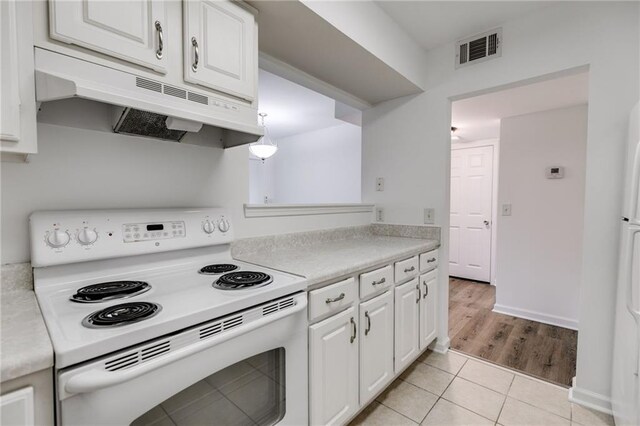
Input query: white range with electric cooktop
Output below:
<box><xmin>30</xmin><ymin>208</ymin><xmax>308</xmax><ymax>426</ymax></box>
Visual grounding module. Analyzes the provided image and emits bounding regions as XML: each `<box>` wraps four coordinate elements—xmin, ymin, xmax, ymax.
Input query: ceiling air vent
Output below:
<box><xmin>456</xmin><ymin>28</ymin><xmax>502</xmax><ymax>69</ymax></box>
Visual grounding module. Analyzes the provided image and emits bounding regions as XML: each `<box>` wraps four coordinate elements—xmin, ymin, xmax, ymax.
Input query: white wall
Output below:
<box><xmin>0</xmin><ymin>99</ymin><xmax>371</xmax><ymax>264</ymax></box>
<box><xmin>258</xmin><ymin>123</ymin><xmax>361</xmax><ymax>204</ymax></box>
<box><xmin>494</xmin><ymin>105</ymin><xmax>587</xmax><ymax>330</ymax></box>
<box><xmin>362</xmin><ymin>2</ymin><xmax>639</xmax><ymax>411</ymax></box>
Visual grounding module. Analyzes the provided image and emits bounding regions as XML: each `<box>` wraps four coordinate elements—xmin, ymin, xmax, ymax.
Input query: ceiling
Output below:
<box><xmin>376</xmin><ymin>1</ymin><xmax>552</xmax><ymax>51</ymax></box>
<box><xmin>258</xmin><ymin>69</ymin><xmax>353</xmax><ymax>140</ymax></box>
<box><xmin>452</xmin><ymin>71</ymin><xmax>589</xmax><ymax>141</ymax></box>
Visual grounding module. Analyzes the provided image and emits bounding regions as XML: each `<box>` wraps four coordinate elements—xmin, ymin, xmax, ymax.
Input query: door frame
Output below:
<box><xmin>451</xmin><ymin>139</ymin><xmax>500</xmax><ymax>286</ymax></box>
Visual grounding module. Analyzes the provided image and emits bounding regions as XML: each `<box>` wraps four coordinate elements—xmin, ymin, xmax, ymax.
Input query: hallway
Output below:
<box><xmin>449</xmin><ymin>277</ymin><xmax>578</xmax><ymax>386</ymax></box>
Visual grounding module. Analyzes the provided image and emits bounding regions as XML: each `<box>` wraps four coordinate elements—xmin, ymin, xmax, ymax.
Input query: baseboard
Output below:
<box><xmin>569</xmin><ymin>377</ymin><xmax>613</xmax><ymax>415</ymax></box>
<box><xmin>430</xmin><ymin>336</ymin><xmax>451</xmax><ymax>354</ymax></box>
<box><xmin>493</xmin><ymin>304</ymin><xmax>578</xmax><ymax>330</ymax></box>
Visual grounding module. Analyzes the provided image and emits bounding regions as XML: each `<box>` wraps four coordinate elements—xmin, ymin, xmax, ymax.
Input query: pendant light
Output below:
<box><xmin>249</xmin><ymin>113</ymin><xmax>278</xmax><ymax>160</ymax></box>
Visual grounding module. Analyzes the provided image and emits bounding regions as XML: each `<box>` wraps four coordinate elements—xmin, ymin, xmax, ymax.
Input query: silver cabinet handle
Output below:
<box><xmin>404</xmin><ymin>266</ymin><xmax>416</xmax><ymax>273</ymax></box>
<box><xmin>372</xmin><ymin>277</ymin><xmax>386</xmax><ymax>286</ymax></box>
<box><xmin>155</xmin><ymin>21</ymin><xmax>164</xmax><ymax>59</ymax></box>
<box><xmin>416</xmin><ymin>283</ymin><xmax>420</xmax><ymax>303</ymax></box>
<box><xmin>325</xmin><ymin>293</ymin><xmax>345</xmax><ymax>304</ymax></box>
<box><xmin>423</xmin><ymin>281</ymin><xmax>429</xmax><ymax>299</ymax></box>
<box><xmin>365</xmin><ymin>311</ymin><xmax>371</xmax><ymax>335</ymax></box>
<box><xmin>191</xmin><ymin>37</ymin><xmax>199</xmax><ymax>71</ymax></box>
<box><xmin>427</xmin><ymin>258</ymin><xmax>436</xmax><ymax>263</ymax></box>
<box><xmin>350</xmin><ymin>317</ymin><xmax>357</xmax><ymax>343</ymax></box>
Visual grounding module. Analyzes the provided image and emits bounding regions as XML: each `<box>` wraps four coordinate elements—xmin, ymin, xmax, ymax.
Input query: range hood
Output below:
<box><xmin>34</xmin><ymin>48</ymin><xmax>263</xmax><ymax>147</ymax></box>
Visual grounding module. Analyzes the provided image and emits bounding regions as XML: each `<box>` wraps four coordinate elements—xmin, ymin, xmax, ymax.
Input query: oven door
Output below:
<box><xmin>57</xmin><ymin>292</ymin><xmax>308</xmax><ymax>426</ymax></box>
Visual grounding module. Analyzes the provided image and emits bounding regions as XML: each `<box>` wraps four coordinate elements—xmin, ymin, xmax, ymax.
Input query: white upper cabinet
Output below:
<box><xmin>1</xmin><ymin>0</ymin><xmax>21</xmax><ymax>142</ymax></box>
<box><xmin>359</xmin><ymin>290</ymin><xmax>394</xmax><ymax>405</ymax></box>
<box><xmin>183</xmin><ymin>0</ymin><xmax>257</xmax><ymax>101</ymax></box>
<box><xmin>394</xmin><ymin>278</ymin><xmax>420</xmax><ymax>373</ymax></box>
<box><xmin>48</xmin><ymin>0</ymin><xmax>168</xmax><ymax>73</ymax></box>
<box><xmin>419</xmin><ymin>270</ymin><xmax>438</xmax><ymax>350</ymax></box>
<box><xmin>1</xmin><ymin>0</ymin><xmax>37</xmax><ymax>160</ymax></box>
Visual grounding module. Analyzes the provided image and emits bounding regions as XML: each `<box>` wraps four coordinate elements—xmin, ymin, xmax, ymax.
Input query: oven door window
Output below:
<box><xmin>131</xmin><ymin>348</ymin><xmax>286</xmax><ymax>426</ymax></box>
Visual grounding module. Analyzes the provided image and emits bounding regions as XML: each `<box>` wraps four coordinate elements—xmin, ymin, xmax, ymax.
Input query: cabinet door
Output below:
<box><xmin>394</xmin><ymin>278</ymin><xmax>420</xmax><ymax>372</ymax></box>
<box><xmin>359</xmin><ymin>290</ymin><xmax>394</xmax><ymax>405</ymax></box>
<box><xmin>48</xmin><ymin>0</ymin><xmax>168</xmax><ymax>73</ymax></box>
<box><xmin>0</xmin><ymin>387</ymin><xmax>34</xmax><ymax>425</ymax></box>
<box><xmin>1</xmin><ymin>0</ymin><xmax>21</xmax><ymax>142</ymax></box>
<box><xmin>309</xmin><ymin>306</ymin><xmax>359</xmax><ymax>426</ymax></box>
<box><xmin>183</xmin><ymin>0</ymin><xmax>256</xmax><ymax>101</ymax></box>
<box><xmin>419</xmin><ymin>270</ymin><xmax>438</xmax><ymax>350</ymax></box>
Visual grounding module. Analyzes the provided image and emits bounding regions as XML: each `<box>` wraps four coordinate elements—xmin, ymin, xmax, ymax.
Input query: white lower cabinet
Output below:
<box><xmin>0</xmin><ymin>387</ymin><xmax>34</xmax><ymax>425</ymax></box>
<box><xmin>309</xmin><ymin>306</ymin><xmax>359</xmax><ymax>426</ymax></box>
<box><xmin>394</xmin><ymin>278</ymin><xmax>420</xmax><ymax>372</ymax></box>
<box><xmin>419</xmin><ymin>270</ymin><xmax>438</xmax><ymax>350</ymax></box>
<box><xmin>359</xmin><ymin>290</ymin><xmax>394</xmax><ymax>404</ymax></box>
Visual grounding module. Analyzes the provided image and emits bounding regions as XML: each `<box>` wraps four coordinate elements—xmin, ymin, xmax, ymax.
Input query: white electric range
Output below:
<box><xmin>30</xmin><ymin>209</ymin><xmax>308</xmax><ymax>426</ymax></box>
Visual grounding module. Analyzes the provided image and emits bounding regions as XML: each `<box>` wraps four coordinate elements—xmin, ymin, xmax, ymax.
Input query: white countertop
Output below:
<box><xmin>1</xmin><ymin>263</ymin><xmax>54</xmax><ymax>383</ymax></box>
<box><xmin>233</xmin><ymin>225</ymin><xmax>440</xmax><ymax>288</ymax></box>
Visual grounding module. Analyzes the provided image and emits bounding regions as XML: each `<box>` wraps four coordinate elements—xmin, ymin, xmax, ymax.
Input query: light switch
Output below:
<box><xmin>501</xmin><ymin>203</ymin><xmax>512</xmax><ymax>216</ymax></box>
<box><xmin>424</xmin><ymin>208</ymin><xmax>435</xmax><ymax>224</ymax></box>
<box><xmin>376</xmin><ymin>177</ymin><xmax>384</xmax><ymax>191</ymax></box>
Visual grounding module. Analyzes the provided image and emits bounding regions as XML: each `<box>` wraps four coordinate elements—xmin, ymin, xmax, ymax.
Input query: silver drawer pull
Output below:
<box><xmin>325</xmin><ymin>293</ymin><xmax>345</xmax><ymax>304</ymax></box>
<box><xmin>191</xmin><ymin>37</ymin><xmax>199</xmax><ymax>71</ymax></box>
<box><xmin>155</xmin><ymin>21</ymin><xmax>164</xmax><ymax>59</ymax></box>
<box><xmin>404</xmin><ymin>266</ymin><xmax>416</xmax><ymax>273</ymax></box>
<box><xmin>371</xmin><ymin>278</ymin><xmax>386</xmax><ymax>286</ymax></box>
<box><xmin>365</xmin><ymin>311</ymin><xmax>371</xmax><ymax>335</ymax></box>
<box><xmin>350</xmin><ymin>317</ymin><xmax>357</xmax><ymax>343</ymax></box>
<box><xmin>427</xmin><ymin>258</ymin><xmax>436</xmax><ymax>263</ymax></box>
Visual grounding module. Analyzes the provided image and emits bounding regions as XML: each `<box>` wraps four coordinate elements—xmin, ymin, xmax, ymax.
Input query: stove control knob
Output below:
<box><xmin>202</xmin><ymin>220</ymin><xmax>216</xmax><ymax>234</ymax></box>
<box><xmin>218</xmin><ymin>218</ymin><xmax>230</xmax><ymax>233</ymax></box>
<box><xmin>77</xmin><ymin>228</ymin><xmax>98</xmax><ymax>245</ymax></box>
<box><xmin>46</xmin><ymin>230</ymin><xmax>70</xmax><ymax>248</ymax></box>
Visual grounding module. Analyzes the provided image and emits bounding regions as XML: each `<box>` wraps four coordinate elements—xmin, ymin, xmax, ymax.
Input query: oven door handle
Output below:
<box><xmin>63</xmin><ymin>294</ymin><xmax>307</xmax><ymax>396</ymax></box>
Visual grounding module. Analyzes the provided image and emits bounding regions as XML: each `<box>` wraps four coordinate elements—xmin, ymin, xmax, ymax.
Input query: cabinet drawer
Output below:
<box><xmin>359</xmin><ymin>265</ymin><xmax>393</xmax><ymax>299</ymax></box>
<box><xmin>420</xmin><ymin>250</ymin><xmax>439</xmax><ymax>272</ymax></box>
<box><xmin>309</xmin><ymin>277</ymin><xmax>357</xmax><ymax>322</ymax></box>
<box><xmin>395</xmin><ymin>256</ymin><xmax>419</xmax><ymax>283</ymax></box>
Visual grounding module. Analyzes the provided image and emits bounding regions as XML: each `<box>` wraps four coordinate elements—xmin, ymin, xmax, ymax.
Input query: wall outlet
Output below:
<box><xmin>376</xmin><ymin>207</ymin><xmax>384</xmax><ymax>222</ymax></box>
<box><xmin>501</xmin><ymin>203</ymin><xmax>512</xmax><ymax>216</ymax></box>
<box><xmin>376</xmin><ymin>177</ymin><xmax>384</xmax><ymax>191</ymax></box>
<box><xmin>424</xmin><ymin>208</ymin><xmax>435</xmax><ymax>224</ymax></box>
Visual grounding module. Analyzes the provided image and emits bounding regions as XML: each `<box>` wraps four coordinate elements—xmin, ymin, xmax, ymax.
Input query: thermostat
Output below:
<box><xmin>546</xmin><ymin>166</ymin><xmax>564</xmax><ymax>179</ymax></box>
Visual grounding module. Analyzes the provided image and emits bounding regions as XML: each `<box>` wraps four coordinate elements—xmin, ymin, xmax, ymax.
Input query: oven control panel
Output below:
<box><xmin>30</xmin><ymin>209</ymin><xmax>233</xmax><ymax>267</ymax></box>
<box><xmin>122</xmin><ymin>221</ymin><xmax>185</xmax><ymax>243</ymax></box>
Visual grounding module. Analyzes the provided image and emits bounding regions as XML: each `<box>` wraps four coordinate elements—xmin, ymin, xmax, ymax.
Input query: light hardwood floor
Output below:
<box><xmin>449</xmin><ymin>277</ymin><xmax>578</xmax><ymax>387</ymax></box>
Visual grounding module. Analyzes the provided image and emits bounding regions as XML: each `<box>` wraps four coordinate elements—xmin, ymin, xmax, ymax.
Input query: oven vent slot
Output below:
<box><xmin>222</xmin><ymin>315</ymin><xmax>243</xmax><ymax>330</ymax></box>
<box><xmin>263</xmin><ymin>302</ymin><xmax>279</xmax><ymax>316</ymax></box>
<box><xmin>105</xmin><ymin>351</ymin><xmax>139</xmax><ymax>372</ymax></box>
<box><xmin>141</xmin><ymin>341</ymin><xmax>170</xmax><ymax>361</ymax></box>
<box><xmin>200</xmin><ymin>322</ymin><xmax>223</xmax><ymax>339</ymax></box>
<box><xmin>263</xmin><ymin>297</ymin><xmax>295</xmax><ymax>316</ymax></box>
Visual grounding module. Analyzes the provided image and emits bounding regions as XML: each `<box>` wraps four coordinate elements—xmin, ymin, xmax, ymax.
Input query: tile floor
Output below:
<box><xmin>350</xmin><ymin>350</ymin><xmax>614</xmax><ymax>426</ymax></box>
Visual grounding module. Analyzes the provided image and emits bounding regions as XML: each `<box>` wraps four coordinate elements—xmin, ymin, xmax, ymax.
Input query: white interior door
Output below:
<box><xmin>450</xmin><ymin>145</ymin><xmax>494</xmax><ymax>282</ymax></box>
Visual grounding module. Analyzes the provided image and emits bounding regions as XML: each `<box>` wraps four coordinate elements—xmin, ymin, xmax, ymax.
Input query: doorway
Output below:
<box><xmin>447</xmin><ymin>71</ymin><xmax>589</xmax><ymax>386</ymax></box>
